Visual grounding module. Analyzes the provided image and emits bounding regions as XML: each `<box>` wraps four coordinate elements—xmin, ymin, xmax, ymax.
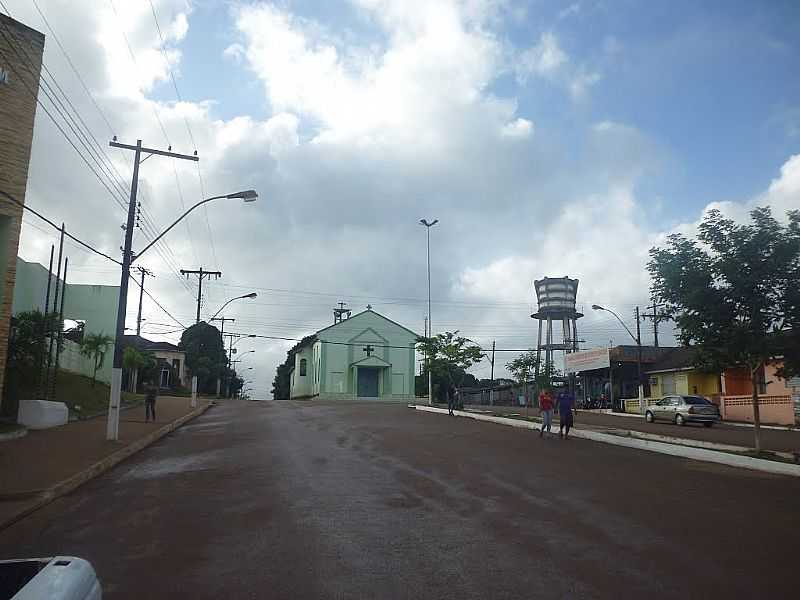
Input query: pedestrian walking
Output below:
<box><xmin>538</xmin><ymin>388</ymin><xmax>554</xmax><ymax>437</ymax></box>
<box><xmin>447</xmin><ymin>383</ymin><xmax>456</xmax><ymax>416</ymax></box>
<box><xmin>145</xmin><ymin>380</ymin><xmax>158</xmax><ymax>422</ymax></box>
<box><xmin>558</xmin><ymin>389</ymin><xmax>574</xmax><ymax>439</ymax></box>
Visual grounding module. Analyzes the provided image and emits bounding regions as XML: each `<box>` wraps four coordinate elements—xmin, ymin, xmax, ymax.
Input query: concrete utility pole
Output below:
<box><xmin>419</xmin><ymin>218</ymin><xmax>438</xmax><ymax>405</ymax></box>
<box><xmin>106</xmin><ymin>138</ymin><xmax>198</xmax><ymax>441</ymax></box>
<box><xmin>180</xmin><ymin>267</ymin><xmax>222</xmax><ymax>323</ymax></box>
<box><xmin>489</xmin><ymin>340</ymin><xmax>495</xmax><ymax>406</ymax></box>
<box><xmin>635</xmin><ymin>306</ymin><xmax>643</xmax><ymax>414</ymax></box>
<box><xmin>211</xmin><ymin>316</ymin><xmax>235</xmax><ymax>397</ymax></box>
<box><xmin>134</xmin><ymin>266</ymin><xmax>154</xmax><ymax>336</ymax></box>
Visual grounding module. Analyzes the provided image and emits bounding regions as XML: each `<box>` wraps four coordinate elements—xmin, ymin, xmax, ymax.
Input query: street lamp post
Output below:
<box><xmin>230</xmin><ymin>350</ymin><xmax>255</xmax><ymax>398</ymax></box>
<box><xmin>591</xmin><ymin>304</ymin><xmax>643</xmax><ymax>414</ymax></box>
<box><xmin>420</xmin><ymin>218</ymin><xmax>438</xmax><ymax>405</ymax></box>
<box><xmin>210</xmin><ymin>293</ymin><xmax>257</xmax><ymax>397</ymax></box>
<box><xmin>106</xmin><ymin>190</ymin><xmax>258</xmax><ymax>440</ymax></box>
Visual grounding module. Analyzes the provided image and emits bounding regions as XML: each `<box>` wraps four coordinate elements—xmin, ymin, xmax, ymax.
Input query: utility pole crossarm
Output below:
<box><xmin>109</xmin><ymin>140</ymin><xmax>199</xmax><ymax>162</ymax></box>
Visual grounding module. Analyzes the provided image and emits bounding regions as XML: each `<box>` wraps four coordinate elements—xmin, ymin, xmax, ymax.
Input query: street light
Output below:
<box><xmin>106</xmin><ymin>190</ymin><xmax>258</xmax><ymax>440</ymax></box>
<box><xmin>210</xmin><ymin>292</ymin><xmax>257</xmax><ymax>321</ymax></box>
<box><xmin>419</xmin><ymin>218</ymin><xmax>438</xmax><ymax>406</ymax></box>
<box><xmin>592</xmin><ymin>304</ymin><xmax>642</xmax><ymax>413</ymax></box>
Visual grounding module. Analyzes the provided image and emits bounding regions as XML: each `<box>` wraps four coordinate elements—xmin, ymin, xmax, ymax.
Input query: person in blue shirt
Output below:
<box><xmin>557</xmin><ymin>389</ymin><xmax>574</xmax><ymax>439</ymax></box>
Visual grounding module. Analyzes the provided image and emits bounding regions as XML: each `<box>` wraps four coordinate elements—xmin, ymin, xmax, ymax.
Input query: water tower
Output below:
<box><xmin>531</xmin><ymin>277</ymin><xmax>583</xmax><ymax>378</ymax></box>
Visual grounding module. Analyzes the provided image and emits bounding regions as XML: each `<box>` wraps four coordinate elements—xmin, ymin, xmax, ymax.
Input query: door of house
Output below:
<box><xmin>357</xmin><ymin>368</ymin><xmax>380</xmax><ymax>398</ymax></box>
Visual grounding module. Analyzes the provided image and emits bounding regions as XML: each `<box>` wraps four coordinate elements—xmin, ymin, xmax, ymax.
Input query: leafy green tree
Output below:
<box><xmin>416</xmin><ymin>331</ymin><xmax>484</xmax><ymax>402</ymax></box>
<box><xmin>2</xmin><ymin>311</ymin><xmax>54</xmax><ymax>415</ymax></box>
<box><xmin>79</xmin><ymin>332</ymin><xmax>113</xmax><ymax>387</ymax></box>
<box><xmin>507</xmin><ymin>350</ymin><xmax>561</xmax><ymax>405</ymax></box>
<box><xmin>179</xmin><ymin>322</ymin><xmax>228</xmax><ymax>394</ymax></box>
<box><xmin>122</xmin><ymin>346</ymin><xmax>152</xmax><ymax>392</ymax></box>
<box><xmin>648</xmin><ymin>206</ymin><xmax>800</xmax><ymax>452</ymax></box>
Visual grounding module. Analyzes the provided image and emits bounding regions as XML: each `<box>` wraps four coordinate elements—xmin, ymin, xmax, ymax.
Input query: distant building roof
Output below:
<box><xmin>122</xmin><ymin>334</ymin><xmax>182</xmax><ymax>354</ymax></box>
<box><xmin>645</xmin><ymin>347</ymin><xmax>702</xmax><ymax>374</ymax></box>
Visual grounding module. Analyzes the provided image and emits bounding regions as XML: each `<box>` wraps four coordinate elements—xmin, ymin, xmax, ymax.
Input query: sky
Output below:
<box><xmin>2</xmin><ymin>0</ymin><xmax>799</xmax><ymax>398</ymax></box>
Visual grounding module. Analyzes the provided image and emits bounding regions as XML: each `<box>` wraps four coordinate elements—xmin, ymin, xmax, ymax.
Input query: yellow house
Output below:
<box><xmin>645</xmin><ymin>347</ymin><xmax>721</xmax><ymax>399</ymax></box>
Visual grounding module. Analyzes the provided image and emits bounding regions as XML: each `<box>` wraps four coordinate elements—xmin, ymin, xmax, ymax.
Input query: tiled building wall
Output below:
<box><xmin>0</xmin><ymin>15</ymin><xmax>45</xmax><ymax>403</ymax></box>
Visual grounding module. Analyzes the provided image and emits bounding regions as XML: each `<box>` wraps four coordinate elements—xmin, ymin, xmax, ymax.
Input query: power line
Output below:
<box><xmin>1</xmin><ymin>190</ymin><xmax>121</xmax><ymax>264</ymax></box>
<box><xmin>0</xmin><ymin>15</ymin><xmax>194</xmax><ymax>300</ymax></box>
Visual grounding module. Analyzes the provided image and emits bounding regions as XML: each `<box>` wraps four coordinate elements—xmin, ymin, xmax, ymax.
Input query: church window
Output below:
<box><xmin>300</xmin><ymin>358</ymin><xmax>307</xmax><ymax>376</ymax></box>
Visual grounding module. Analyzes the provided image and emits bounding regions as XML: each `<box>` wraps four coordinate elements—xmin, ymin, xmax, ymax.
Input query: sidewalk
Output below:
<box><xmin>0</xmin><ymin>396</ymin><xmax>211</xmax><ymax>529</ymax></box>
<box><xmin>461</xmin><ymin>404</ymin><xmax>800</xmax><ymax>454</ymax></box>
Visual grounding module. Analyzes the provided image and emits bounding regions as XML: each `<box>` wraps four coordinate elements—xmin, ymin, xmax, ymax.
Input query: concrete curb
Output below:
<box><xmin>0</xmin><ymin>402</ymin><xmax>214</xmax><ymax>532</ymax></box>
<box><xmin>411</xmin><ymin>404</ymin><xmax>800</xmax><ymax>478</ymax></box>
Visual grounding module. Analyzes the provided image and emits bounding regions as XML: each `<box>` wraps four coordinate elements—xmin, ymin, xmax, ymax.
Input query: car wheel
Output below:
<box><xmin>703</xmin><ymin>421</ymin><xmax>713</xmax><ymax>428</ymax></box>
<box><xmin>645</xmin><ymin>411</ymin><xmax>655</xmax><ymax>423</ymax></box>
<box><xmin>675</xmin><ymin>413</ymin><xmax>685</xmax><ymax>426</ymax></box>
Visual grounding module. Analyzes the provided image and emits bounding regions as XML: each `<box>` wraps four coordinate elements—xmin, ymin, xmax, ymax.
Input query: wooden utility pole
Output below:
<box><xmin>641</xmin><ymin>299</ymin><xmax>666</xmax><ymax>347</ymax></box>
<box><xmin>211</xmin><ymin>316</ymin><xmax>235</xmax><ymax>397</ymax></box>
<box><xmin>180</xmin><ymin>267</ymin><xmax>222</xmax><ymax>323</ymax></box>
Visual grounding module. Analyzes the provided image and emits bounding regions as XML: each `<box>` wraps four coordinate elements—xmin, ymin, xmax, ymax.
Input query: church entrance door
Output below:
<box><xmin>357</xmin><ymin>367</ymin><xmax>380</xmax><ymax>398</ymax></box>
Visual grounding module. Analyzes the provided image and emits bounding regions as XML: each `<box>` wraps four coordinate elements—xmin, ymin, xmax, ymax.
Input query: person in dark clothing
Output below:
<box><xmin>144</xmin><ymin>381</ymin><xmax>158</xmax><ymax>422</ymax></box>
<box><xmin>557</xmin><ymin>389</ymin><xmax>574</xmax><ymax>439</ymax></box>
<box><xmin>447</xmin><ymin>383</ymin><xmax>457</xmax><ymax>416</ymax></box>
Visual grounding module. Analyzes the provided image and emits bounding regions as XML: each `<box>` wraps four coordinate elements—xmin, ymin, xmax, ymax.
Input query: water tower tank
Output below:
<box><xmin>534</xmin><ymin>277</ymin><xmax>579</xmax><ymax>315</ymax></box>
<box><xmin>531</xmin><ymin>277</ymin><xmax>583</xmax><ymax>384</ymax></box>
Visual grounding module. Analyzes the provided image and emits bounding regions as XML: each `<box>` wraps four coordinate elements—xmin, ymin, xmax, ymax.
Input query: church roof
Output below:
<box><xmin>314</xmin><ymin>308</ymin><xmax>420</xmax><ymax>338</ymax></box>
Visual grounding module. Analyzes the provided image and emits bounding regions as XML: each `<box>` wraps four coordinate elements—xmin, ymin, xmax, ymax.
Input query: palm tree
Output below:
<box><xmin>80</xmin><ymin>333</ymin><xmax>114</xmax><ymax>387</ymax></box>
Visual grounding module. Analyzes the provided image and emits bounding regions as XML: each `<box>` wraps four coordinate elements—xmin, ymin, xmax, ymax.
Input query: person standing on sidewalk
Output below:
<box><xmin>538</xmin><ymin>388</ymin><xmax>554</xmax><ymax>437</ymax></box>
<box><xmin>558</xmin><ymin>388</ymin><xmax>575</xmax><ymax>439</ymax></box>
<box><xmin>447</xmin><ymin>383</ymin><xmax>457</xmax><ymax>416</ymax></box>
<box><xmin>144</xmin><ymin>381</ymin><xmax>158</xmax><ymax>423</ymax></box>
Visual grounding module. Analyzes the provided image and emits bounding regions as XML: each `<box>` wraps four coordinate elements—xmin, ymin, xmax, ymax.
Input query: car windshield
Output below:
<box><xmin>683</xmin><ymin>396</ymin><xmax>711</xmax><ymax>405</ymax></box>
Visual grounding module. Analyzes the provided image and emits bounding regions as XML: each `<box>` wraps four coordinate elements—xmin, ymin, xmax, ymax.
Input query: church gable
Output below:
<box><xmin>316</xmin><ymin>309</ymin><xmax>418</xmax><ymax>344</ymax></box>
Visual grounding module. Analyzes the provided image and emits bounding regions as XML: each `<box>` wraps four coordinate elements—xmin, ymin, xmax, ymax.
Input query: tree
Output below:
<box><xmin>416</xmin><ymin>331</ymin><xmax>484</xmax><ymax>402</ymax></box>
<box><xmin>179</xmin><ymin>322</ymin><xmax>228</xmax><ymax>394</ymax></box>
<box><xmin>122</xmin><ymin>346</ymin><xmax>154</xmax><ymax>392</ymax></box>
<box><xmin>79</xmin><ymin>332</ymin><xmax>113</xmax><ymax>387</ymax></box>
<box><xmin>2</xmin><ymin>311</ymin><xmax>53</xmax><ymax>415</ymax></box>
<box><xmin>507</xmin><ymin>350</ymin><xmax>561</xmax><ymax>405</ymax></box>
<box><xmin>648</xmin><ymin>206</ymin><xmax>800</xmax><ymax>452</ymax></box>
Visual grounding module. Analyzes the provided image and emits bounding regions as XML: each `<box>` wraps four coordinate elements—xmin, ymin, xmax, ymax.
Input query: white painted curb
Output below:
<box><xmin>411</xmin><ymin>405</ymin><xmax>800</xmax><ymax>478</ymax></box>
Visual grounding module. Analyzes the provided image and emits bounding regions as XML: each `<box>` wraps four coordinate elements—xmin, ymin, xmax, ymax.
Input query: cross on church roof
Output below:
<box><xmin>366</xmin><ymin>304</ymin><xmax>372</xmax><ymax>310</ymax></box>
<box><xmin>363</xmin><ymin>344</ymin><xmax>375</xmax><ymax>356</ymax></box>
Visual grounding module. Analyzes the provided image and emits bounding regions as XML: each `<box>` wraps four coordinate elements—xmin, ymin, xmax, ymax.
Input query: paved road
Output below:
<box><xmin>465</xmin><ymin>404</ymin><xmax>800</xmax><ymax>452</ymax></box>
<box><xmin>2</xmin><ymin>400</ymin><xmax>798</xmax><ymax>599</ymax></box>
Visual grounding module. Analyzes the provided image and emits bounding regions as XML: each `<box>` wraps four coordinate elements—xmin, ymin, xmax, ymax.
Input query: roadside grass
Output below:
<box><xmin>0</xmin><ymin>422</ymin><xmax>25</xmax><ymax>434</ymax></box>
<box><xmin>734</xmin><ymin>449</ymin><xmax>797</xmax><ymax>464</ymax></box>
<box><xmin>52</xmin><ymin>371</ymin><xmax>142</xmax><ymax>419</ymax></box>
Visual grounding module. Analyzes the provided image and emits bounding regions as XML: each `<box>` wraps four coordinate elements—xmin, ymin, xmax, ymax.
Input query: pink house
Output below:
<box><xmin>720</xmin><ymin>360</ymin><xmax>797</xmax><ymax>426</ymax></box>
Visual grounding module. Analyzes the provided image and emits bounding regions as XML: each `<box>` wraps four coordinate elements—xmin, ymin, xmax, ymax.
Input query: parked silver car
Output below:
<box><xmin>645</xmin><ymin>395</ymin><xmax>720</xmax><ymax>427</ymax></box>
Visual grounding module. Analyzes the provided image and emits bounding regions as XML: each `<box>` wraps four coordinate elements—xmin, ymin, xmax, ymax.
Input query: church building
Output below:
<box><xmin>289</xmin><ymin>307</ymin><xmax>419</xmax><ymax>401</ymax></box>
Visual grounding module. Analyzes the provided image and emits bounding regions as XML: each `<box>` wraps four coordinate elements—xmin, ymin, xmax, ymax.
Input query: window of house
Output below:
<box><xmin>300</xmin><ymin>358</ymin><xmax>307</xmax><ymax>376</ymax></box>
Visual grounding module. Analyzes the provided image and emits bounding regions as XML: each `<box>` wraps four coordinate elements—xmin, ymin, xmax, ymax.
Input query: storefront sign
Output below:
<box><xmin>564</xmin><ymin>348</ymin><xmax>610</xmax><ymax>373</ymax></box>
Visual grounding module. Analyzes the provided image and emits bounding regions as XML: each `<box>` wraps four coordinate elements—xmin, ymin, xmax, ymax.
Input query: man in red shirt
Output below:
<box><xmin>539</xmin><ymin>388</ymin><xmax>554</xmax><ymax>437</ymax></box>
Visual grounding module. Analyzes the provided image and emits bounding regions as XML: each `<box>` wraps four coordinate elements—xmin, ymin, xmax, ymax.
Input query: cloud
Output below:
<box><xmin>515</xmin><ymin>31</ymin><xmax>567</xmax><ymax>83</ymax></box>
<box><xmin>558</xmin><ymin>3</ymin><xmax>581</xmax><ymax>20</ymax></box>
<box><xmin>501</xmin><ymin>117</ymin><xmax>534</xmax><ymax>138</ymax></box>
<box><xmin>569</xmin><ymin>68</ymin><xmax>602</xmax><ymax>100</ymax></box>
<box><xmin>9</xmin><ymin>0</ymin><xmax>799</xmax><ymax>392</ymax></box>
